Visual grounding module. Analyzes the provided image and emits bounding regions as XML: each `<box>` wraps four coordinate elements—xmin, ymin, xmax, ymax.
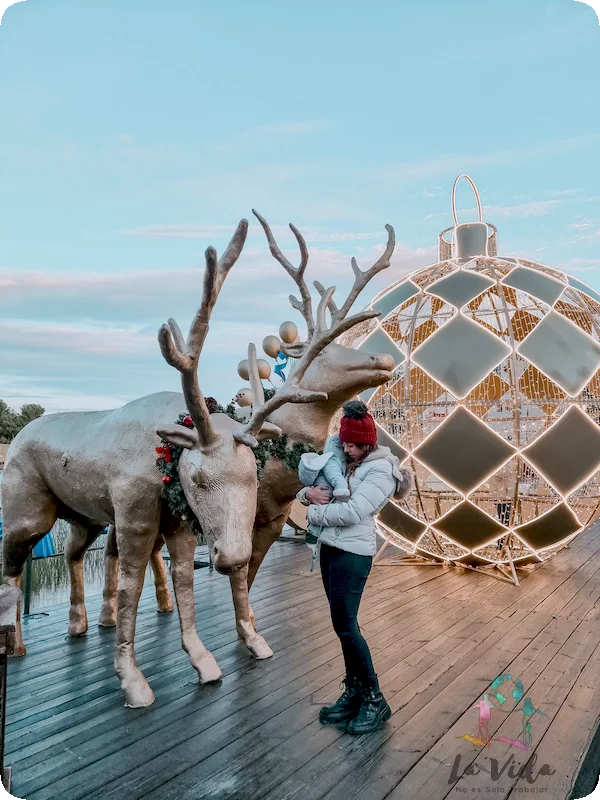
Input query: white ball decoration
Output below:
<box><xmin>236</xmin><ymin>388</ymin><xmax>253</xmax><ymax>407</ymax></box>
<box><xmin>279</xmin><ymin>321</ymin><xmax>298</xmax><ymax>344</ymax></box>
<box><xmin>339</xmin><ymin>177</ymin><xmax>600</xmax><ymax>579</ymax></box>
<box><xmin>263</xmin><ymin>335</ymin><xmax>281</xmax><ymax>359</ymax></box>
<box><xmin>237</xmin><ymin>360</ymin><xmax>249</xmax><ymax>381</ymax></box>
<box><xmin>256</xmin><ymin>359</ymin><xmax>271</xmax><ymax>379</ymax></box>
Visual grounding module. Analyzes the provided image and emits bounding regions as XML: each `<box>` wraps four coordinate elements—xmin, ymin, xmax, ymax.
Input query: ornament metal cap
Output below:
<box><xmin>451</xmin><ymin>174</ymin><xmax>489</xmax><ymax>260</ymax></box>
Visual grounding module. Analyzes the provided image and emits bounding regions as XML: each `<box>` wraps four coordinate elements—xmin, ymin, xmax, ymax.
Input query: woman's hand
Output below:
<box><xmin>305</xmin><ymin>486</ymin><xmax>332</xmax><ymax>505</ymax></box>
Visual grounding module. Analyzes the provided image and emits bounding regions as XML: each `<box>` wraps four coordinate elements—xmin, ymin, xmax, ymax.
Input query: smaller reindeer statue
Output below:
<box><xmin>2</xmin><ymin>219</ymin><xmax>341</xmax><ymax>707</ymax></box>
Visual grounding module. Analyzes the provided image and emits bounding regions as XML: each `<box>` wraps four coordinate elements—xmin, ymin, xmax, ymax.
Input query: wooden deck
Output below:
<box><xmin>6</xmin><ymin>527</ymin><xmax>600</xmax><ymax>800</ymax></box>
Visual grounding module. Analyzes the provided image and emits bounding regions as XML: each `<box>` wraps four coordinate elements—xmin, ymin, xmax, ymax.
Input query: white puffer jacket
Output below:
<box><xmin>297</xmin><ymin>446</ymin><xmax>413</xmax><ymax>557</ymax></box>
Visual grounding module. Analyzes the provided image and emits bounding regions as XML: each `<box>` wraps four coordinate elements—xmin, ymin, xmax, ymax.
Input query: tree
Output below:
<box><xmin>0</xmin><ymin>400</ymin><xmax>45</xmax><ymax>443</ymax></box>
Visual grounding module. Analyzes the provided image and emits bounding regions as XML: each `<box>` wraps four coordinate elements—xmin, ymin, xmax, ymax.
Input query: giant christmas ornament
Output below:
<box><xmin>339</xmin><ymin>176</ymin><xmax>600</xmax><ymax>584</ymax></box>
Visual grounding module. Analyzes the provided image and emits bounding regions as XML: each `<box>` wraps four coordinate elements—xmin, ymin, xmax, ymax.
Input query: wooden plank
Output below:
<box><xmin>96</xmin><ymin>607</ymin><xmax>540</xmax><ymax>799</ymax></box>
<box><xmin>11</xmin><ymin>574</ymin><xmax>479</xmax><ymax>795</ymax></box>
<box><xmin>380</xmin><ymin>614</ymin><xmax>584</xmax><ymax>800</ymax></box>
<box><xmin>508</xmin><ymin>639</ymin><xmax>600</xmax><ymax>800</ymax></box>
<box><xmin>240</xmin><ymin>609</ymin><xmax>552</xmax><ymax>800</ymax></box>
<box><xmin>10</xmin><ymin>531</ymin><xmax>600</xmax><ymax>800</ymax></box>
<box><xmin>432</xmin><ymin>617</ymin><xmax>600</xmax><ymax>800</ymax></box>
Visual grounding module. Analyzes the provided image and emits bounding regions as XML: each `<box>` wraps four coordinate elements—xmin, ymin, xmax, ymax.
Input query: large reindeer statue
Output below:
<box><xmin>96</xmin><ymin>212</ymin><xmax>398</xmax><ymax>654</ymax></box>
<box><xmin>226</xmin><ymin>210</ymin><xmax>398</xmax><ymax>643</ymax></box>
<box><xmin>1</xmin><ymin>219</ymin><xmax>352</xmax><ymax>707</ymax></box>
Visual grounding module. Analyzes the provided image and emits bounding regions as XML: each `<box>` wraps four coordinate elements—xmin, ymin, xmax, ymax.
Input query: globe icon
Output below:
<box><xmin>339</xmin><ymin>176</ymin><xmax>600</xmax><ymax>583</ymax></box>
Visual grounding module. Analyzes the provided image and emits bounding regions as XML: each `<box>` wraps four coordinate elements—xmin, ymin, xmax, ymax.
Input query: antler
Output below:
<box><xmin>159</xmin><ymin>219</ymin><xmax>249</xmax><ymax>447</ymax></box>
<box><xmin>314</xmin><ymin>224</ymin><xmax>396</xmax><ymax>324</ymax></box>
<box><xmin>252</xmin><ymin>209</ymin><xmax>315</xmax><ymax>341</ymax></box>
<box><xmin>253</xmin><ymin>211</ymin><xmax>395</xmax><ymax>358</ymax></box>
<box><xmin>233</xmin><ymin>336</ymin><xmax>328</xmax><ymax>447</ymax></box>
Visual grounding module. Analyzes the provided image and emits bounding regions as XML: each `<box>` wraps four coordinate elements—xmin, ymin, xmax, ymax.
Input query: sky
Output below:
<box><xmin>0</xmin><ymin>0</ymin><xmax>599</xmax><ymax>414</ymax></box>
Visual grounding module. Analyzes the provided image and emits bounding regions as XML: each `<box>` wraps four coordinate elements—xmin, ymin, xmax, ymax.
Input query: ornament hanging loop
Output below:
<box><xmin>451</xmin><ymin>174</ymin><xmax>483</xmax><ymax>227</ymax></box>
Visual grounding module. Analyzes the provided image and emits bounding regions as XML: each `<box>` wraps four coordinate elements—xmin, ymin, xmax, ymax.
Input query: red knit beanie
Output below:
<box><xmin>339</xmin><ymin>400</ymin><xmax>377</xmax><ymax>445</ymax></box>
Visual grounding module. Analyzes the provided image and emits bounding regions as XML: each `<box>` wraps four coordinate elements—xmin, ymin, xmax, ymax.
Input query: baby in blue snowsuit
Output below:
<box><xmin>298</xmin><ymin>434</ymin><xmax>348</xmax><ymax>570</ymax></box>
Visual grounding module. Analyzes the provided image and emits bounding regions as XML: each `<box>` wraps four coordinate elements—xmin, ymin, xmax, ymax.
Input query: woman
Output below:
<box><xmin>297</xmin><ymin>400</ymin><xmax>413</xmax><ymax>735</ymax></box>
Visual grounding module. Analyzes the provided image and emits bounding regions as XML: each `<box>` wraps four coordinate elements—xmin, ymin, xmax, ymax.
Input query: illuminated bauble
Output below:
<box><xmin>279</xmin><ymin>321</ymin><xmax>298</xmax><ymax>344</ymax></box>
<box><xmin>339</xmin><ymin>176</ymin><xmax>600</xmax><ymax>574</ymax></box>
<box><xmin>237</xmin><ymin>360</ymin><xmax>250</xmax><ymax>381</ymax></box>
<box><xmin>263</xmin><ymin>335</ymin><xmax>281</xmax><ymax>359</ymax></box>
<box><xmin>235</xmin><ymin>388</ymin><xmax>253</xmax><ymax>407</ymax></box>
<box><xmin>256</xmin><ymin>359</ymin><xmax>271</xmax><ymax>379</ymax></box>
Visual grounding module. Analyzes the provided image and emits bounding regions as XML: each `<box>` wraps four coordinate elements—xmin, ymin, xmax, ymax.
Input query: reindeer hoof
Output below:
<box><xmin>121</xmin><ymin>673</ymin><xmax>155</xmax><ymax>708</ymax></box>
<box><xmin>69</xmin><ymin>608</ymin><xmax>88</xmax><ymax>637</ymax></box>
<box><xmin>99</xmin><ymin>601</ymin><xmax>117</xmax><ymax>627</ymax></box>
<box><xmin>197</xmin><ymin>652</ymin><xmax>223</xmax><ymax>684</ymax></box>
<box><xmin>10</xmin><ymin>642</ymin><xmax>26</xmax><ymax>657</ymax></box>
<box><xmin>248</xmin><ymin>634</ymin><xmax>273</xmax><ymax>660</ymax></box>
<box><xmin>156</xmin><ymin>586</ymin><xmax>174</xmax><ymax>614</ymax></box>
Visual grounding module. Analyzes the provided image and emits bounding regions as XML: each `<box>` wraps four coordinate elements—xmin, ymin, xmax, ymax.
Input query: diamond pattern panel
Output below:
<box><xmin>502</xmin><ymin>267</ymin><xmax>565</xmax><ymax>306</ymax></box>
<box><xmin>522</xmin><ymin>407</ymin><xmax>600</xmax><ymax>496</ymax></box>
<box><xmin>413</xmin><ymin>407</ymin><xmax>516</xmax><ymax>494</ymax></box>
<box><xmin>514</xmin><ymin>503</ymin><xmax>581</xmax><ymax>550</ymax></box>
<box><xmin>372</xmin><ymin>281</ymin><xmax>420</xmax><ymax>319</ymax></box>
<box><xmin>426</xmin><ymin>270</ymin><xmax>496</xmax><ymax>309</ymax></box>
<box><xmin>518</xmin><ymin>311</ymin><xmax>600</xmax><ymax>396</ymax></box>
<box><xmin>432</xmin><ymin>501</ymin><xmax>508</xmax><ymax>549</ymax></box>
<box><xmin>358</xmin><ymin>327</ymin><xmax>405</xmax><ymax>368</ymax></box>
<box><xmin>374</xmin><ymin>423</ymin><xmax>409</xmax><ymax>462</ymax></box>
<box><xmin>412</xmin><ymin>314</ymin><xmax>512</xmax><ymax>399</ymax></box>
<box><xmin>568</xmin><ymin>277</ymin><xmax>600</xmax><ymax>307</ymax></box>
<box><xmin>378</xmin><ymin>502</ymin><xmax>426</xmax><ymax>544</ymax></box>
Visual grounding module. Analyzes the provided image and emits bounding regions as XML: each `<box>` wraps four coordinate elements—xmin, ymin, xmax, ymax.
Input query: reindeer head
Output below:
<box><xmin>156</xmin><ymin>220</ymin><xmax>330</xmax><ymax>574</ymax></box>
<box><xmin>251</xmin><ymin>211</ymin><xmax>397</xmax><ymax>442</ymax></box>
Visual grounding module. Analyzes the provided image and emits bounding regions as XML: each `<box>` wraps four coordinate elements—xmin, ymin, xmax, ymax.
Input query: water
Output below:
<box><xmin>15</xmin><ymin>519</ymin><xmax>162</xmax><ymax>611</ymax></box>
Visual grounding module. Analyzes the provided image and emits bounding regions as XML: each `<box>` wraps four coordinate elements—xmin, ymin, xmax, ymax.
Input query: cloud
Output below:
<box><xmin>379</xmin><ymin>135</ymin><xmax>600</xmax><ymax>183</ymax></box>
<box><xmin>232</xmin><ymin>121</ymin><xmax>332</xmax><ymax>139</ymax></box>
<box><xmin>123</xmin><ymin>223</ymin><xmax>385</xmax><ymax>242</ymax></box>
<box><xmin>569</xmin><ymin>220</ymin><xmax>600</xmax><ymax>242</ymax></box>
<box><xmin>426</xmin><ymin>199</ymin><xmax>562</xmax><ymax>221</ymax></box>
<box><xmin>560</xmin><ymin>257</ymin><xmax>600</xmax><ymax>273</ymax></box>
<box><xmin>0</xmin><ymin>237</ymin><xmax>435</xmax><ymax>412</ymax></box>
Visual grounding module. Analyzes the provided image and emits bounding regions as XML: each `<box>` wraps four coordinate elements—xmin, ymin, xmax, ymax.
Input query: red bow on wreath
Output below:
<box><xmin>155</xmin><ymin>445</ymin><xmax>173</xmax><ymax>463</ymax></box>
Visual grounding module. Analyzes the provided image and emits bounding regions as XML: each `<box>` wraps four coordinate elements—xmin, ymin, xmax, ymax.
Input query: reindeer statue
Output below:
<box><xmin>2</xmin><ymin>218</ymin><xmax>365</xmax><ymax>708</ymax></box>
<box><xmin>95</xmin><ymin>210</ymin><xmax>399</xmax><ymax>656</ymax></box>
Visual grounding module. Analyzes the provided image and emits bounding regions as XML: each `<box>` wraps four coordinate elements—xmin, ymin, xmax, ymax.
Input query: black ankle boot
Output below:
<box><xmin>319</xmin><ymin>676</ymin><xmax>362</xmax><ymax>724</ymax></box>
<box><xmin>346</xmin><ymin>675</ymin><xmax>391</xmax><ymax>735</ymax></box>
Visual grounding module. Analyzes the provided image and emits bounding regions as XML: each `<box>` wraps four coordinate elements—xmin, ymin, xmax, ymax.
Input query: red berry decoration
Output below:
<box><xmin>183</xmin><ymin>415</ymin><xmax>194</xmax><ymax>428</ymax></box>
<box><xmin>162</xmin><ymin>475</ymin><xmax>172</xmax><ymax>484</ymax></box>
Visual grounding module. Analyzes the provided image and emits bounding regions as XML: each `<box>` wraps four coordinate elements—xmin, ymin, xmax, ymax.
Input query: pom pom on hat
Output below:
<box><xmin>339</xmin><ymin>400</ymin><xmax>377</xmax><ymax>445</ymax></box>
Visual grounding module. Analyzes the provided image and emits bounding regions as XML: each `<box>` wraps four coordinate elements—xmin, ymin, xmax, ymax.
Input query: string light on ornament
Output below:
<box><xmin>338</xmin><ymin>174</ymin><xmax>600</xmax><ymax>585</ymax></box>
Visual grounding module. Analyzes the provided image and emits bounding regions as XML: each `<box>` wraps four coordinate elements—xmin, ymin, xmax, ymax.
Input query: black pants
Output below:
<box><xmin>319</xmin><ymin>541</ymin><xmax>377</xmax><ymax>686</ymax></box>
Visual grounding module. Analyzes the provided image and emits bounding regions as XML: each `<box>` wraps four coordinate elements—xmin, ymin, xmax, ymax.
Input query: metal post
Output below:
<box><xmin>23</xmin><ymin>552</ymin><xmax>33</xmax><ymax>616</ymax></box>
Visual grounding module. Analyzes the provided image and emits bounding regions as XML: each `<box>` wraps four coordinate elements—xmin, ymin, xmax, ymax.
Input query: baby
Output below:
<box><xmin>298</xmin><ymin>433</ymin><xmax>348</xmax><ymax>570</ymax></box>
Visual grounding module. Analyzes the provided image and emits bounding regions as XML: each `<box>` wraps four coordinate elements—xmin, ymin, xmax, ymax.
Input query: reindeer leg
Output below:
<box><xmin>66</xmin><ymin>521</ymin><xmax>104</xmax><ymax>636</ymax></box>
<box><xmin>150</xmin><ymin>535</ymin><xmax>173</xmax><ymax>613</ymax></box>
<box><xmin>99</xmin><ymin>524</ymin><xmax>119</xmax><ymax>628</ymax></box>
<box><xmin>229</xmin><ymin>565</ymin><xmax>273</xmax><ymax>659</ymax></box>
<box><xmin>163</xmin><ymin>525</ymin><xmax>222</xmax><ymax>684</ymax></box>
<box><xmin>2</xmin><ymin>488</ymin><xmax>58</xmax><ymax>656</ymax></box>
<box><xmin>243</xmin><ymin>515</ymin><xmax>289</xmax><ymax>632</ymax></box>
<box><xmin>114</xmin><ymin>525</ymin><xmax>157</xmax><ymax>708</ymax></box>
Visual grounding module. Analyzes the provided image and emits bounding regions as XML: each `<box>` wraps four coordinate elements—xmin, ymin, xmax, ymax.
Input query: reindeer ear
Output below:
<box><xmin>281</xmin><ymin>343</ymin><xmax>306</xmax><ymax>359</ymax></box>
<box><xmin>255</xmin><ymin>421</ymin><xmax>283</xmax><ymax>442</ymax></box>
<box><xmin>157</xmin><ymin>425</ymin><xmax>199</xmax><ymax>450</ymax></box>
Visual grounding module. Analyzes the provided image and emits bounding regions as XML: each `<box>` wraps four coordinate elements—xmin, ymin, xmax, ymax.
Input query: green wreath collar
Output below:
<box><xmin>155</xmin><ymin>396</ymin><xmax>317</xmax><ymax>535</ymax></box>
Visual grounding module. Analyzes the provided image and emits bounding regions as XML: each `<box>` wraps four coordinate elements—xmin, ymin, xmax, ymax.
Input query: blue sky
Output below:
<box><xmin>1</xmin><ymin>0</ymin><xmax>599</xmax><ymax>413</ymax></box>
